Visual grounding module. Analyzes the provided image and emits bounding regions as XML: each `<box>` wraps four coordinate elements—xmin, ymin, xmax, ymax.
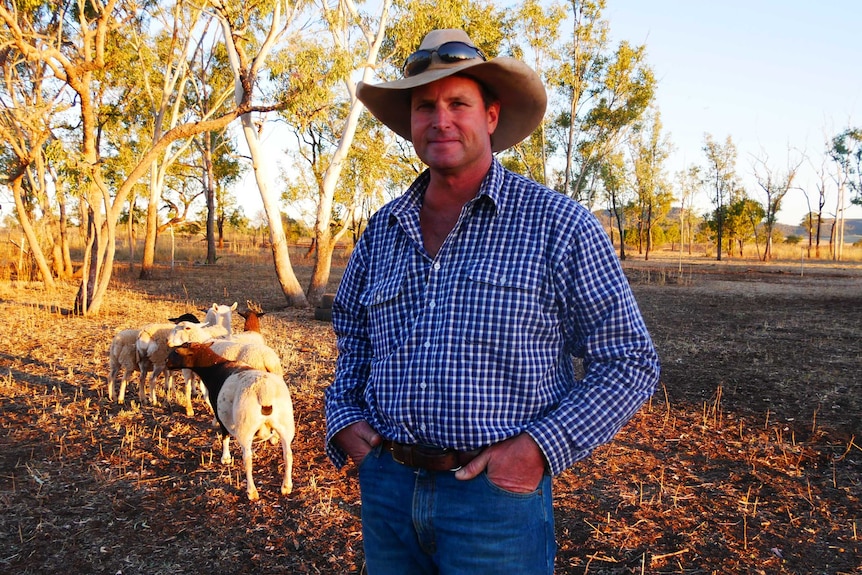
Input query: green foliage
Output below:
<box><xmin>830</xmin><ymin>127</ymin><xmax>862</xmax><ymax>205</ymax></box>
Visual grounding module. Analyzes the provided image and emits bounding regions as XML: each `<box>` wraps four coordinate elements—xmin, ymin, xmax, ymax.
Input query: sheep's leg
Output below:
<box><xmin>182</xmin><ymin>369</ymin><xmax>196</xmax><ymax>417</ymax></box>
<box><xmin>240</xmin><ymin>440</ymin><xmax>259</xmax><ymax>501</ymax></box>
<box><xmin>138</xmin><ymin>367</ymin><xmax>149</xmax><ymax>404</ymax></box>
<box><xmin>117</xmin><ymin>370</ymin><xmax>129</xmax><ymax>404</ymax></box>
<box><xmin>149</xmin><ymin>367</ymin><xmax>163</xmax><ymax>406</ymax></box>
<box><xmin>198</xmin><ymin>381</ymin><xmax>214</xmax><ymax>415</ymax></box>
<box><xmin>273</xmin><ymin>422</ymin><xmax>294</xmax><ymax>495</ymax></box>
<box><xmin>220</xmin><ymin>434</ymin><xmax>233</xmax><ymax>465</ymax></box>
<box><xmin>164</xmin><ymin>369</ymin><xmax>176</xmax><ymax>403</ymax></box>
<box><xmin>107</xmin><ymin>368</ymin><xmax>117</xmax><ymax>402</ymax></box>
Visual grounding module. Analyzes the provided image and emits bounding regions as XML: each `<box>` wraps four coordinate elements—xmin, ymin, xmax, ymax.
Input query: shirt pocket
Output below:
<box><xmin>359</xmin><ymin>271</ymin><xmax>408</xmax><ymax>359</ymax></box>
<box><xmin>461</xmin><ymin>255</ymin><xmax>546</xmax><ymax>349</ymax></box>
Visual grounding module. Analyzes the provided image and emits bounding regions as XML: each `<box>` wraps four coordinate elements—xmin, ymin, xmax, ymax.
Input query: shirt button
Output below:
<box><xmin>433</xmin><ymin>262</ymin><xmax>441</xmax><ymax>271</ymax></box>
<box><xmin>424</xmin><ymin>341</ymin><xmax>431</xmax><ymax>348</ymax></box>
<box><xmin>420</xmin><ymin>424</ymin><xmax>427</xmax><ymax>432</ymax></box>
<box><xmin>419</xmin><ymin>382</ymin><xmax>427</xmax><ymax>390</ymax></box>
<box><xmin>428</xmin><ymin>301</ymin><xmax>436</xmax><ymax>309</ymax></box>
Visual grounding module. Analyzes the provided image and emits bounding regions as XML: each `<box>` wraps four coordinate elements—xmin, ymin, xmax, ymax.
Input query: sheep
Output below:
<box><xmin>238</xmin><ymin>301</ymin><xmax>265</xmax><ymax>332</ymax></box>
<box><xmin>202</xmin><ymin>302</ymin><xmax>236</xmax><ymax>332</ymax></box>
<box><xmin>167</xmin><ymin>322</ymin><xmax>284</xmax><ymax>376</ymax></box>
<box><xmin>209</xmin><ymin>339</ymin><xmax>284</xmax><ymax>376</ymax></box>
<box><xmin>168</xmin><ymin>312</ymin><xmax>201</xmax><ymax>324</ymax></box>
<box><xmin>168</xmin><ymin>312</ymin><xmax>208</xmax><ymax>405</ymax></box>
<box><xmin>233</xmin><ymin>300</ymin><xmax>267</xmax><ymax>345</ymax></box>
<box><xmin>107</xmin><ymin>328</ymin><xmax>140</xmax><ymax>403</ymax></box>
<box><xmin>136</xmin><ymin>322</ymin><xmax>180</xmax><ymax>407</ymax></box>
<box><xmin>136</xmin><ymin>323</ymin><xmax>207</xmax><ymax>416</ymax></box>
<box><xmin>166</xmin><ymin>341</ymin><xmax>294</xmax><ymax>501</ymax></box>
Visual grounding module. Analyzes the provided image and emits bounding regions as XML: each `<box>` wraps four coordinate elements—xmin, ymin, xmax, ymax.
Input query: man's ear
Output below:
<box><xmin>487</xmin><ymin>101</ymin><xmax>501</xmax><ymax>136</ymax></box>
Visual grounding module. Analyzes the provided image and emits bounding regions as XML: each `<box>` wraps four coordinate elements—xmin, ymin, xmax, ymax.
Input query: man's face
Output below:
<box><xmin>410</xmin><ymin>75</ymin><xmax>500</xmax><ymax>176</ymax></box>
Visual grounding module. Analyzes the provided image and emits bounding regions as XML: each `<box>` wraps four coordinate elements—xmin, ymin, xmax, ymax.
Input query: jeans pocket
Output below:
<box><xmin>357</xmin><ymin>443</ymin><xmax>382</xmax><ymax>476</ymax></box>
<box><xmin>480</xmin><ymin>471</ymin><xmax>542</xmax><ymax>498</ymax></box>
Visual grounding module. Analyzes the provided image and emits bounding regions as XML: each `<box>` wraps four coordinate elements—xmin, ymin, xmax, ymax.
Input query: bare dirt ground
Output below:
<box><xmin>0</xmin><ymin>252</ymin><xmax>859</xmax><ymax>574</ymax></box>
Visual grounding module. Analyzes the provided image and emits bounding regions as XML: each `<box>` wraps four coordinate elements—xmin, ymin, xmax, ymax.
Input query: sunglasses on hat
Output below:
<box><xmin>402</xmin><ymin>41</ymin><xmax>487</xmax><ymax>78</ymax></box>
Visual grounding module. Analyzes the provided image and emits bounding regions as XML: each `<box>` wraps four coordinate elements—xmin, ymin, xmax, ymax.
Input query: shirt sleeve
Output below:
<box><xmin>324</xmin><ymin>235</ymin><xmax>373</xmax><ymax>469</ymax></box>
<box><xmin>526</xmin><ymin>213</ymin><xmax>660</xmax><ymax>475</ymax></box>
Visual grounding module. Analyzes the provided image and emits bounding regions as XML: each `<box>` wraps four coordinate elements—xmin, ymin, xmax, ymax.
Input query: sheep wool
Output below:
<box><xmin>167</xmin><ymin>342</ymin><xmax>295</xmax><ymax>501</ymax></box>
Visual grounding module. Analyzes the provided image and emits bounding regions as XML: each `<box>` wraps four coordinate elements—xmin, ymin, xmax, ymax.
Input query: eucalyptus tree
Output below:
<box><xmin>551</xmin><ymin>0</ymin><xmax>654</xmax><ymax>206</ymax></box>
<box><xmin>831</xmin><ymin>127</ymin><xmax>862</xmax><ymax>204</ymax></box>
<box><xmin>828</xmin><ymin>128</ymin><xmax>861</xmax><ymax>261</ymax></box>
<box><xmin>503</xmin><ymin>0</ymin><xmax>565</xmax><ymax>184</ymax></box>
<box><xmin>802</xmin><ymin>153</ymin><xmax>829</xmax><ymax>258</ymax></box>
<box><xmin>599</xmin><ymin>150</ymin><xmax>630</xmax><ymax>259</ymax></box>
<box><xmin>724</xmin><ymin>197</ymin><xmax>764</xmax><ymax>258</ymax></box>
<box><xmin>208</xmin><ymin>0</ymin><xmax>312</xmax><ymax>306</ymax></box>
<box><xmin>629</xmin><ymin>107</ymin><xmax>671</xmax><ymax>260</ymax></box>
<box><xmin>751</xmin><ymin>149</ymin><xmax>801</xmax><ymax>262</ymax></box>
<box><xmin>269</xmin><ymin>0</ymin><xmax>393</xmax><ymax>306</ymax></box>
<box><xmin>701</xmin><ymin>133</ymin><xmax>739</xmax><ymax>261</ymax></box>
<box><xmin>201</xmin><ymin>131</ymin><xmax>243</xmax><ymax>254</ymax></box>
<box><xmin>0</xmin><ymin>0</ymin><xmax>296</xmax><ymax>314</ymax></box>
<box><xmin>0</xmin><ymin>37</ymin><xmax>61</xmax><ymax>287</ymax></box>
<box><xmin>553</xmin><ymin>0</ymin><xmax>606</xmax><ymax>200</ymax></box>
<box><xmin>187</xmin><ymin>35</ymin><xmax>243</xmax><ymax>263</ymax></box>
<box><xmin>674</xmin><ymin>165</ymin><xmax>701</xmax><ymax>257</ymax></box>
<box><xmin>276</xmin><ymin>0</ymin><xmax>503</xmax><ymax>305</ymax></box>
<box><xmin>117</xmin><ymin>1</ymin><xmax>217</xmax><ymax>279</ymax></box>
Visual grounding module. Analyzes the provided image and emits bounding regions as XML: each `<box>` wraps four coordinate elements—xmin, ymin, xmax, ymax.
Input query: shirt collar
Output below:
<box><xmin>389</xmin><ymin>158</ymin><xmax>508</xmax><ymax>224</ymax></box>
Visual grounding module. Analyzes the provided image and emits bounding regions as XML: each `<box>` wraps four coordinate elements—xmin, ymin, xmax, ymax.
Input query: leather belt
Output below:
<box><xmin>382</xmin><ymin>440</ymin><xmax>481</xmax><ymax>472</ymax></box>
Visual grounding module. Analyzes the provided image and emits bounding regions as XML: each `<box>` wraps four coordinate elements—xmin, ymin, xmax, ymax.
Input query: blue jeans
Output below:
<box><xmin>358</xmin><ymin>445</ymin><xmax>556</xmax><ymax>574</ymax></box>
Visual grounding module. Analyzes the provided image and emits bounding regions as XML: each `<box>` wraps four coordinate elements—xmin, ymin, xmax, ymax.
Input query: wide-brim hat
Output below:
<box><xmin>356</xmin><ymin>29</ymin><xmax>547</xmax><ymax>152</ymax></box>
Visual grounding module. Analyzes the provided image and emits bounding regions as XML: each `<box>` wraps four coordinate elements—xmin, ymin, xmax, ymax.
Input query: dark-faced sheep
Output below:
<box><xmin>166</xmin><ymin>342</ymin><xmax>295</xmax><ymax>501</ymax></box>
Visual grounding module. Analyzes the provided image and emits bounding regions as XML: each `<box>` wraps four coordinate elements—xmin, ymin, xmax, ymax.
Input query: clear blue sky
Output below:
<box><xmin>604</xmin><ymin>0</ymin><xmax>862</xmax><ymax>225</ymax></box>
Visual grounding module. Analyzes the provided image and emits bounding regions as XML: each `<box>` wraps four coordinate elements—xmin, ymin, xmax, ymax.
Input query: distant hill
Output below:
<box><xmin>778</xmin><ymin>218</ymin><xmax>862</xmax><ymax>244</ymax></box>
<box><xmin>596</xmin><ymin>208</ymin><xmax>862</xmax><ymax>245</ymax></box>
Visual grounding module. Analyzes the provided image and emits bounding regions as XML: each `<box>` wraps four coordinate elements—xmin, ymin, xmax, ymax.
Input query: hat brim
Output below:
<box><xmin>357</xmin><ymin>57</ymin><xmax>547</xmax><ymax>152</ymax></box>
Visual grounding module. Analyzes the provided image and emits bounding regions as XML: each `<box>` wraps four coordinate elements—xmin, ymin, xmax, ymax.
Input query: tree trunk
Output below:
<box><xmin>10</xmin><ymin>173</ymin><xmax>56</xmax><ymax>289</ymax></box>
<box><xmin>75</xmin><ymin>208</ymin><xmax>99</xmax><ymax>314</ymax></box>
<box><xmin>139</xmin><ymin>162</ymin><xmax>163</xmax><ymax>279</ymax></box>
<box><xmin>241</xmin><ymin>116</ymin><xmax>307</xmax><ymax>307</ymax></box>
<box><xmin>203</xmin><ymin>133</ymin><xmax>217</xmax><ymax>265</ymax></box>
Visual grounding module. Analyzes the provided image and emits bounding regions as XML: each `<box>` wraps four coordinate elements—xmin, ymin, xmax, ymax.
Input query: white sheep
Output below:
<box><xmin>108</xmin><ymin>328</ymin><xmax>140</xmax><ymax>403</ymax></box>
<box><xmin>168</xmin><ymin>320</ymin><xmax>229</xmax><ymax>346</ymax></box>
<box><xmin>209</xmin><ymin>339</ymin><xmax>284</xmax><ymax>376</ymax></box>
<box><xmin>136</xmin><ymin>322</ymin><xmax>179</xmax><ymax>407</ymax></box>
<box><xmin>203</xmin><ymin>302</ymin><xmax>237</xmax><ymax>332</ymax></box>
<box><xmin>136</xmin><ymin>323</ymin><xmax>204</xmax><ymax>415</ymax></box>
<box><xmin>166</xmin><ymin>341</ymin><xmax>295</xmax><ymax>501</ymax></box>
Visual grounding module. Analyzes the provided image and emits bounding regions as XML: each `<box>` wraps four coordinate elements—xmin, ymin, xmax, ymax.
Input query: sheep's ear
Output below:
<box><xmin>230</xmin><ymin>302</ymin><xmax>238</xmax><ymax>311</ymax></box>
<box><xmin>204</xmin><ymin>340</ymin><xmax>214</xmax><ymax>348</ymax></box>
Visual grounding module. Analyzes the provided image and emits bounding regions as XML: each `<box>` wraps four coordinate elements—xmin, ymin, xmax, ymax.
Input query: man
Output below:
<box><xmin>325</xmin><ymin>28</ymin><xmax>660</xmax><ymax>574</ymax></box>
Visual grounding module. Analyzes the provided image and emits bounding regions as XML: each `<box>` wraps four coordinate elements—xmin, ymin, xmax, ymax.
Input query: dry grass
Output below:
<box><xmin>0</xmin><ymin>250</ymin><xmax>860</xmax><ymax>574</ymax></box>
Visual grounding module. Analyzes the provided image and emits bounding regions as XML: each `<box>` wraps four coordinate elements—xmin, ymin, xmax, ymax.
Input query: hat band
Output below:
<box><xmin>402</xmin><ymin>41</ymin><xmax>487</xmax><ymax>78</ymax></box>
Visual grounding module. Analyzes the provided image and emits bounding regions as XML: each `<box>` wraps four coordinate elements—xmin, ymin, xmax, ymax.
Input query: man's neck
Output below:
<box><xmin>424</xmin><ymin>155</ymin><xmax>492</xmax><ymax>208</ymax></box>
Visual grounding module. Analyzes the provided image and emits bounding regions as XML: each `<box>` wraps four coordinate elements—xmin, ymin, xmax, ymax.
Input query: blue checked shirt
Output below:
<box><xmin>325</xmin><ymin>159</ymin><xmax>659</xmax><ymax>475</ymax></box>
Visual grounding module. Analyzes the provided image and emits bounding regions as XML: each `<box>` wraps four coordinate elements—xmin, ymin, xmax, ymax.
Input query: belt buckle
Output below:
<box><xmin>417</xmin><ymin>445</ymin><xmax>462</xmax><ymax>472</ymax></box>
